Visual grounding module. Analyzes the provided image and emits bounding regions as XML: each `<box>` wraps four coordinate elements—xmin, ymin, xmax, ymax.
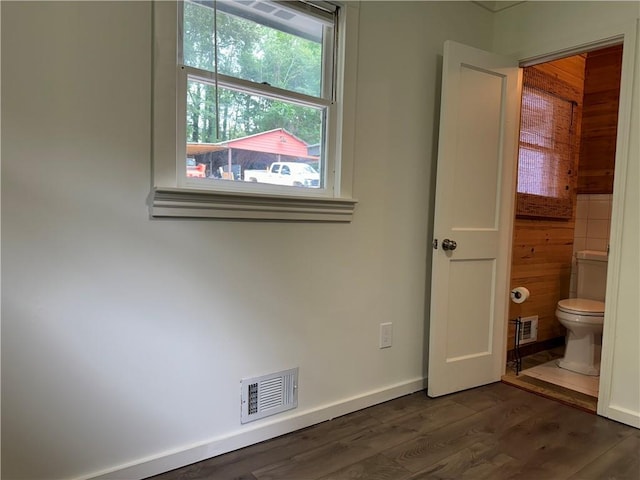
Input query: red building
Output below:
<box><xmin>186</xmin><ymin>128</ymin><xmax>319</xmax><ymax>179</ymax></box>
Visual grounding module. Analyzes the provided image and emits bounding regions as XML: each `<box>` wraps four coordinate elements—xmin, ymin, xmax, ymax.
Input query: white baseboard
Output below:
<box><xmin>601</xmin><ymin>404</ymin><xmax>640</xmax><ymax>429</ymax></box>
<box><xmin>83</xmin><ymin>377</ymin><xmax>427</xmax><ymax>480</ymax></box>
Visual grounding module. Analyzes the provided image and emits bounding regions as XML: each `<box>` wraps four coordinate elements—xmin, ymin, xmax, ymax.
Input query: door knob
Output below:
<box><xmin>442</xmin><ymin>239</ymin><xmax>457</xmax><ymax>251</ymax></box>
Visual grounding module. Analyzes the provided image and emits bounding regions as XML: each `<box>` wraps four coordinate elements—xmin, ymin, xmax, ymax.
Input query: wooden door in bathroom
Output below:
<box><xmin>427</xmin><ymin>41</ymin><xmax>521</xmax><ymax>397</ymax></box>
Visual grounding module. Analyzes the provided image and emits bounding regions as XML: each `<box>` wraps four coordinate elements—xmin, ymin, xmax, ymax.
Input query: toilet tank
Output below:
<box><xmin>576</xmin><ymin>250</ymin><xmax>608</xmax><ymax>302</ymax></box>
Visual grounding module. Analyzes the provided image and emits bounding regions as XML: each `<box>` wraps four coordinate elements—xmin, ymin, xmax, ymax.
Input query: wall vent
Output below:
<box><xmin>518</xmin><ymin>316</ymin><xmax>538</xmax><ymax>345</ymax></box>
<box><xmin>241</xmin><ymin>367</ymin><xmax>298</xmax><ymax>424</ymax></box>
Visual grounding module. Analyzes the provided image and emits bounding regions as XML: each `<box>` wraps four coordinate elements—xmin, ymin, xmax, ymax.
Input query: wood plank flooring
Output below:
<box><xmin>148</xmin><ymin>383</ymin><xmax>639</xmax><ymax>480</ymax></box>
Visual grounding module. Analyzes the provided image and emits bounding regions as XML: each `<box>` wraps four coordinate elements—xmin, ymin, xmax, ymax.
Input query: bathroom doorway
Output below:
<box><xmin>502</xmin><ymin>44</ymin><xmax>624</xmax><ymax>412</ymax></box>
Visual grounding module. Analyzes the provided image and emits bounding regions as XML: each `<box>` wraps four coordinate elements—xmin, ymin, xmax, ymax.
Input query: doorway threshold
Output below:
<box><xmin>502</xmin><ymin>370</ymin><xmax>597</xmax><ymax>414</ymax></box>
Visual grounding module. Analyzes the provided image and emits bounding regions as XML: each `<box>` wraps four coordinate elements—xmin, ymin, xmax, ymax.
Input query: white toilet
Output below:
<box><xmin>556</xmin><ymin>250</ymin><xmax>608</xmax><ymax>376</ymax></box>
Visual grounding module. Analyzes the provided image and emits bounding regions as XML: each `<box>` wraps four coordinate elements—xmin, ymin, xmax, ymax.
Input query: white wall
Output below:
<box><xmin>0</xmin><ymin>2</ymin><xmax>494</xmax><ymax>478</ymax></box>
<box><xmin>493</xmin><ymin>1</ymin><xmax>640</xmax><ymax>427</ymax></box>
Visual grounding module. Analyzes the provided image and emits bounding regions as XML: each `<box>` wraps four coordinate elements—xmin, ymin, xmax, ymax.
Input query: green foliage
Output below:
<box><xmin>183</xmin><ymin>1</ymin><xmax>324</xmax><ymax>145</ymax></box>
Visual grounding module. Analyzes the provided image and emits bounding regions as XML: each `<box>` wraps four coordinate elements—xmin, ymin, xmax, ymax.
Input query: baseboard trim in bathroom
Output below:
<box><xmin>507</xmin><ymin>336</ymin><xmax>565</xmax><ymax>362</ymax></box>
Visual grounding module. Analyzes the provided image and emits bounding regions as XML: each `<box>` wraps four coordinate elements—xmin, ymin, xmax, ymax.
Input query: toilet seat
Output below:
<box><xmin>557</xmin><ymin>298</ymin><xmax>605</xmax><ymax>316</ymax></box>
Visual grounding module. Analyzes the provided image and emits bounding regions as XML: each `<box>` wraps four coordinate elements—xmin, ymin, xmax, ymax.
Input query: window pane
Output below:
<box><xmin>517</xmin><ymin>147</ymin><xmax>562</xmax><ymax>197</ymax></box>
<box><xmin>183</xmin><ymin>1</ymin><xmax>216</xmax><ymax>72</ymax></box>
<box><xmin>183</xmin><ymin>0</ymin><xmax>325</xmax><ymax>98</ymax></box>
<box><xmin>185</xmin><ymin>79</ymin><xmax>324</xmax><ymax>188</ymax></box>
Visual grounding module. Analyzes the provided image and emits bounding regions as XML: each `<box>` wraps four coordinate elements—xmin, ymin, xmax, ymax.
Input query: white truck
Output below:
<box><xmin>243</xmin><ymin>162</ymin><xmax>320</xmax><ymax>188</ymax></box>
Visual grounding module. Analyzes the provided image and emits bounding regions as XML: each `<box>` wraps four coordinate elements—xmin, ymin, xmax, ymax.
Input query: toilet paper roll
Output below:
<box><xmin>511</xmin><ymin>287</ymin><xmax>530</xmax><ymax>304</ymax></box>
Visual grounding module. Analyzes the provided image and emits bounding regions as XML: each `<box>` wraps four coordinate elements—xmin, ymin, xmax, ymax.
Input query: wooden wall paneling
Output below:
<box><xmin>578</xmin><ymin>44</ymin><xmax>623</xmax><ymax>194</ymax></box>
<box><xmin>509</xmin><ymin>219</ymin><xmax>575</xmax><ymax>348</ymax></box>
<box><xmin>536</xmin><ymin>53</ymin><xmax>586</xmax><ymax>91</ymax></box>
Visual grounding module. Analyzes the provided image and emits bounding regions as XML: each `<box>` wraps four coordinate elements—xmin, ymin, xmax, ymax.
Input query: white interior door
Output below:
<box><xmin>427</xmin><ymin>41</ymin><xmax>521</xmax><ymax>397</ymax></box>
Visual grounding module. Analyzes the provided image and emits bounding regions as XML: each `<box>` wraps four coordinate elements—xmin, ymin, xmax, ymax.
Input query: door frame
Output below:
<box><xmin>502</xmin><ymin>20</ymin><xmax>638</xmax><ymax>425</ymax></box>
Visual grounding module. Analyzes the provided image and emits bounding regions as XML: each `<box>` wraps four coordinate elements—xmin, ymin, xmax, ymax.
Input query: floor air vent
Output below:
<box><xmin>518</xmin><ymin>316</ymin><xmax>538</xmax><ymax>345</ymax></box>
<box><xmin>241</xmin><ymin>367</ymin><xmax>298</xmax><ymax>424</ymax></box>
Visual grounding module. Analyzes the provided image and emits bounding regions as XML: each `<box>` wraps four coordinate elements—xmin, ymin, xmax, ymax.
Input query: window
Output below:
<box><xmin>515</xmin><ymin>66</ymin><xmax>580</xmax><ymax>219</ymax></box>
<box><xmin>151</xmin><ymin>1</ymin><xmax>359</xmax><ymax>221</ymax></box>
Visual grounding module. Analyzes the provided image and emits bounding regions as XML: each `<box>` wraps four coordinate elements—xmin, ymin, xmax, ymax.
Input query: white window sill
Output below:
<box><xmin>150</xmin><ymin>188</ymin><xmax>357</xmax><ymax>222</ymax></box>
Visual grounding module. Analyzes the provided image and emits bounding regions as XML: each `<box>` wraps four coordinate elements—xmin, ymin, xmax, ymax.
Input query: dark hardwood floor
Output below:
<box><xmin>148</xmin><ymin>382</ymin><xmax>639</xmax><ymax>480</ymax></box>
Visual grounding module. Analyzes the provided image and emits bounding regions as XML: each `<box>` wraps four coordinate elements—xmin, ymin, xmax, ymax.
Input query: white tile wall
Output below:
<box><xmin>570</xmin><ymin>194</ymin><xmax>612</xmax><ymax>297</ymax></box>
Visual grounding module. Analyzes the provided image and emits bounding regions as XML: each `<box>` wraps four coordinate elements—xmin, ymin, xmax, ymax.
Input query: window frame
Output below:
<box><xmin>151</xmin><ymin>0</ymin><xmax>358</xmax><ymax>221</ymax></box>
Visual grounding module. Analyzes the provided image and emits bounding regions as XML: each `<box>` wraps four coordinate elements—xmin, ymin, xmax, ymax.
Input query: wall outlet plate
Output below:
<box><xmin>380</xmin><ymin>322</ymin><xmax>393</xmax><ymax>348</ymax></box>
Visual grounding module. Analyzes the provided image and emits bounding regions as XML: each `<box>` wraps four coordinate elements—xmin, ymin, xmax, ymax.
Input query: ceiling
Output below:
<box><xmin>473</xmin><ymin>1</ymin><xmax>526</xmax><ymax>13</ymax></box>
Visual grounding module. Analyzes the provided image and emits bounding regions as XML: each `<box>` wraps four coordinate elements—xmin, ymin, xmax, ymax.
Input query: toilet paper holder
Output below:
<box><xmin>511</xmin><ymin>287</ymin><xmax>530</xmax><ymax>304</ymax></box>
<box><xmin>510</xmin><ymin>316</ymin><xmax>523</xmax><ymax>375</ymax></box>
